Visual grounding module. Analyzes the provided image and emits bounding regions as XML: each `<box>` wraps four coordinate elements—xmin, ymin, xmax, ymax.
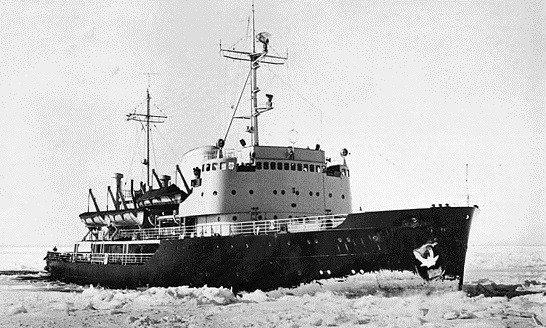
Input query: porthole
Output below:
<box><xmin>231</xmin><ymin>190</ymin><xmax>236</xmax><ymax>195</ymax></box>
<box><xmin>273</xmin><ymin>190</ymin><xmax>277</xmax><ymax>195</ymax></box>
<box><xmin>329</xmin><ymin>193</ymin><xmax>333</xmax><ymax>198</ymax></box>
<box><xmin>291</xmin><ymin>203</ymin><xmax>297</xmax><ymax>208</ymax></box>
<box><xmin>309</xmin><ymin>191</ymin><xmax>313</xmax><ymax>196</ymax></box>
<box><xmin>295</xmin><ymin>191</ymin><xmax>299</xmax><ymax>196</ymax></box>
<box><xmin>257</xmin><ymin>215</ymin><xmax>263</xmax><ymax>220</ymax></box>
<box><xmin>201</xmin><ymin>192</ymin><xmax>204</xmax><ymax>197</ymax></box>
<box><xmin>316</xmin><ymin>192</ymin><xmax>320</xmax><ymax>197</ymax></box>
<box><xmin>281</xmin><ymin>190</ymin><xmax>286</xmax><ymax>195</ymax></box>
<box><xmin>213</xmin><ymin>191</ymin><xmax>218</xmax><ymax>196</ymax></box>
<box><xmin>249</xmin><ymin>189</ymin><xmax>254</xmax><ymax>195</ymax></box>
<box><xmin>273</xmin><ymin>215</ymin><xmax>278</xmax><ymax>220</ymax></box>
<box><xmin>341</xmin><ymin>194</ymin><xmax>345</xmax><ymax>199</ymax></box>
<box><xmin>217</xmin><ymin>217</ymin><xmax>221</xmax><ymax>222</ymax></box>
<box><xmin>232</xmin><ymin>216</ymin><xmax>238</xmax><ymax>221</ymax></box>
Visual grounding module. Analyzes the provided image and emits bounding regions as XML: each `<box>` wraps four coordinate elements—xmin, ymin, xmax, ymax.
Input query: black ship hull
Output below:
<box><xmin>46</xmin><ymin>206</ymin><xmax>478</xmax><ymax>291</ymax></box>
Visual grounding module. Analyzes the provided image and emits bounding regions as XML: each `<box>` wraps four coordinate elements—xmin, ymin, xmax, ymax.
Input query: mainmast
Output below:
<box><xmin>221</xmin><ymin>4</ymin><xmax>287</xmax><ymax>146</ymax></box>
<box><xmin>127</xmin><ymin>89</ymin><xmax>167</xmax><ymax>188</ymax></box>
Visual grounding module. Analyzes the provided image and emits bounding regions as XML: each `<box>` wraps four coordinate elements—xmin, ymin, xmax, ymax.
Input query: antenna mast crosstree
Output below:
<box><xmin>220</xmin><ymin>3</ymin><xmax>287</xmax><ymax>146</ymax></box>
<box><xmin>127</xmin><ymin>88</ymin><xmax>167</xmax><ymax>188</ymax></box>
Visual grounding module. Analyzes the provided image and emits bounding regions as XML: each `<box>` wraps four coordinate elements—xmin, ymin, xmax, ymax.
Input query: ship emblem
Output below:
<box><xmin>413</xmin><ymin>242</ymin><xmax>444</xmax><ymax>280</ymax></box>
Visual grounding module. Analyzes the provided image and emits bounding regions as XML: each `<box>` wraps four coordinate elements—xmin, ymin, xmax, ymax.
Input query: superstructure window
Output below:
<box><xmin>303</xmin><ymin>164</ymin><xmax>308</xmax><ymax>172</ymax></box>
<box><xmin>284</xmin><ymin>163</ymin><xmax>290</xmax><ymax>170</ymax></box>
<box><xmin>297</xmin><ymin>164</ymin><xmax>302</xmax><ymax>171</ymax></box>
<box><xmin>310</xmin><ymin>165</ymin><xmax>315</xmax><ymax>172</ymax></box>
<box><xmin>264</xmin><ymin>162</ymin><xmax>269</xmax><ymax>170</ymax></box>
<box><xmin>277</xmin><ymin>162</ymin><xmax>283</xmax><ymax>170</ymax></box>
<box><xmin>270</xmin><ymin>162</ymin><xmax>276</xmax><ymax>170</ymax></box>
<box><xmin>256</xmin><ymin>162</ymin><xmax>262</xmax><ymax>170</ymax></box>
<box><xmin>291</xmin><ymin>163</ymin><xmax>296</xmax><ymax>171</ymax></box>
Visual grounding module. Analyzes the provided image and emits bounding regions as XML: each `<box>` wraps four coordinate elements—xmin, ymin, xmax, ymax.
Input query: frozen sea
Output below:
<box><xmin>0</xmin><ymin>245</ymin><xmax>544</xmax><ymax>327</ymax></box>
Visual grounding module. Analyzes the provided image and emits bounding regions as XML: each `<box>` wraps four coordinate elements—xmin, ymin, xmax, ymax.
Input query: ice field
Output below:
<box><xmin>0</xmin><ymin>245</ymin><xmax>545</xmax><ymax>327</ymax></box>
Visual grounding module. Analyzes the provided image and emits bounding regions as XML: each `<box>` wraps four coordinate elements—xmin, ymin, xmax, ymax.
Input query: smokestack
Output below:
<box><xmin>111</xmin><ymin>173</ymin><xmax>123</xmax><ymax>206</ymax></box>
<box><xmin>160</xmin><ymin>175</ymin><xmax>171</xmax><ymax>187</ymax></box>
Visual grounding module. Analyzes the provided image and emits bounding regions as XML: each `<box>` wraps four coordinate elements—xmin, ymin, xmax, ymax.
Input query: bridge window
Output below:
<box><xmin>285</xmin><ymin>163</ymin><xmax>290</xmax><ymax>170</ymax></box>
<box><xmin>256</xmin><ymin>162</ymin><xmax>262</xmax><ymax>170</ymax></box>
<box><xmin>297</xmin><ymin>163</ymin><xmax>302</xmax><ymax>171</ymax></box>
<box><xmin>270</xmin><ymin>162</ymin><xmax>276</xmax><ymax>170</ymax></box>
<box><xmin>310</xmin><ymin>165</ymin><xmax>315</xmax><ymax>172</ymax></box>
<box><xmin>277</xmin><ymin>162</ymin><xmax>283</xmax><ymax>170</ymax></box>
<box><xmin>264</xmin><ymin>162</ymin><xmax>269</xmax><ymax>170</ymax></box>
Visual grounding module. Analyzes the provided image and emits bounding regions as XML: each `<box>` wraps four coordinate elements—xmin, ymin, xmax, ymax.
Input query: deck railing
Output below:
<box><xmin>107</xmin><ymin>214</ymin><xmax>346</xmax><ymax>241</ymax></box>
<box><xmin>47</xmin><ymin>251</ymin><xmax>154</xmax><ymax>265</ymax></box>
<box><xmin>47</xmin><ymin>214</ymin><xmax>347</xmax><ymax>266</ymax></box>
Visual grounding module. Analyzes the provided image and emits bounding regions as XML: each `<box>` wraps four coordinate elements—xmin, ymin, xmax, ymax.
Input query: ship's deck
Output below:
<box><xmin>105</xmin><ymin>214</ymin><xmax>347</xmax><ymax>242</ymax></box>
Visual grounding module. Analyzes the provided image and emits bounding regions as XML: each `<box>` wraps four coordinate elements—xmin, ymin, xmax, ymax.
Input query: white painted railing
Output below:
<box><xmin>109</xmin><ymin>214</ymin><xmax>347</xmax><ymax>241</ymax></box>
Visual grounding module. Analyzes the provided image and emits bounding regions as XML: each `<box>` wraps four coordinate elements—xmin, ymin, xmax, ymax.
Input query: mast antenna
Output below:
<box><xmin>465</xmin><ymin>163</ymin><xmax>470</xmax><ymax>206</ymax></box>
<box><xmin>127</xmin><ymin>73</ymin><xmax>166</xmax><ymax>189</ymax></box>
<box><xmin>220</xmin><ymin>2</ymin><xmax>287</xmax><ymax>146</ymax></box>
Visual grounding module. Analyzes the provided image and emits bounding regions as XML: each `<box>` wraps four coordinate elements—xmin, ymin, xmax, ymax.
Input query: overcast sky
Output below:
<box><xmin>0</xmin><ymin>1</ymin><xmax>544</xmax><ymax>246</ymax></box>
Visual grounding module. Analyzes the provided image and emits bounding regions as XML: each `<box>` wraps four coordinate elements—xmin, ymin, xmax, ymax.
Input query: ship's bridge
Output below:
<box><xmin>177</xmin><ymin>144</ymin><xmax>351</xmax><ymax>225</ymax></box>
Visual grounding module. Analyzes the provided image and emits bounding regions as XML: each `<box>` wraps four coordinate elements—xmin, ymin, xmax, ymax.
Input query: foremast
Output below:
<box><xmin>221</xmin><ymin>3</ymin><xmax>287</xmax><ymax>146</ymax></box>
<box><xmin>127</xmin><ymin>89</ymin><xmax>167</xmax><ymax>189</ymax></box>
